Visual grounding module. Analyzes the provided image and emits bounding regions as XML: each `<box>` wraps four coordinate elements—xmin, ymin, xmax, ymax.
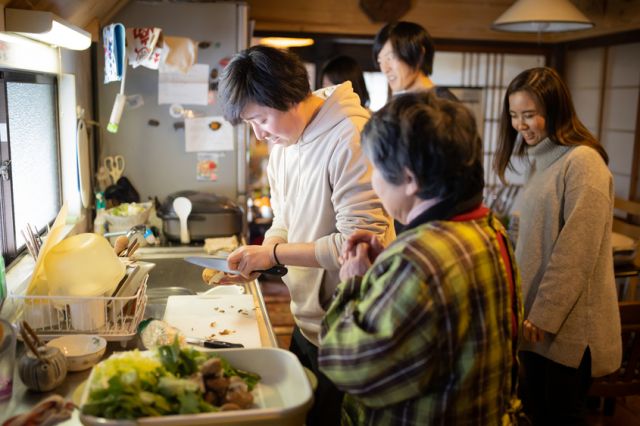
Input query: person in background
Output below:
<box><xmin>217</xmin><ymin>45</ymin><xmax>395</xmax><ymax>426</ymax></box>
<box><xmin>320</xmin><ymin>55</ymin><xmax>371</xmax><ymax>109</ymax></box>
<box><xmin>319</xmin><ymin>91</ymin><xmax>522</xmax><ymax>425</ymax></box>
<box><xmin>494</xmin><ymin>66</ymin><xmax>622</xmax><ymax>425</ymax></box>
<box><xmin>373</xmin><ymin>21</ymin><xmax>457</xmax><ymax>100</ymax></box>
<box><xmin>374</xmin><ymin>20</ymin><xmax>458</xmax><ymax>236</ymax></box>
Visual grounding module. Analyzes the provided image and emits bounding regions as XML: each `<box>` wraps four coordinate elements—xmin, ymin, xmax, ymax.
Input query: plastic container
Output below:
<box><xmin>138</xmin><ymin>318</ymin><xmax>185</xmax><ymax>349</ymax></box>
<box><xmin>44</xmin><ymin>233</ymin><xmax>125</xmax><ymax>298</ymax></box>
<box><xmin>104</xmin><ymin>202</ymin><xmax>152</xmax><ymax>234</ymax></box>
<box><xmin>94</xmin><ymin>192</ymin><xmax>107</xmax><ymax>235</ymax></box>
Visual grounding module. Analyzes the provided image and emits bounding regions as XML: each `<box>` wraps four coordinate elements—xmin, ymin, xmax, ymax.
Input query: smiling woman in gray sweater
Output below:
<box><xmin>494</xmin><ymin>67</ymin><xmax>622</xmax><ymax>425</ymax></box>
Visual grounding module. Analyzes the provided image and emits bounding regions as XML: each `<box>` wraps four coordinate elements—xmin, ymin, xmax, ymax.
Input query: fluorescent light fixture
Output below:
<box><xmin>4</xmin><ymin>8</ymin><xmax>91</xmax><ymax>50</ymax></box>
<box><xmin>492</xmin><ymin>0</ymin><xmax>594</xmax><ymax>33</ymax></box>
<box><xmin>259</xmin><ymin>37</ymin><xmax>314</xmax><ymax>48</ymax></box>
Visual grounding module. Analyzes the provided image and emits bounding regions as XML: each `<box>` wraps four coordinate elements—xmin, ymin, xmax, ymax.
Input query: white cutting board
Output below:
<box><xmin>163</xmin><ymin>295</ymin><xmax>261</xmax><ymax>348</ymax></box>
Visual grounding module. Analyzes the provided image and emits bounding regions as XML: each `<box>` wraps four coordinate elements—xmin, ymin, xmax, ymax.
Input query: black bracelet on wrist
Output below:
<box><xmin>273</xmin><ymin>243</ymin><xmax>283</xmax><ymax>266</ymax></box>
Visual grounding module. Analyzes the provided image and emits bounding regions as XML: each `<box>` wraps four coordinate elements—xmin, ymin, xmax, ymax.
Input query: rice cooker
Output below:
<box><xmin>158</xmin><ymin>191</ymin><xmax>243</xmax><ymax>242</ymax></box>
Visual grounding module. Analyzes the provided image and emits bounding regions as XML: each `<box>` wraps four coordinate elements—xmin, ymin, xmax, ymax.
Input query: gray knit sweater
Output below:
<box><xmin>515</xmin><ymin>138</ymin><xmax>621</xmax><ymax>377</ymax></box>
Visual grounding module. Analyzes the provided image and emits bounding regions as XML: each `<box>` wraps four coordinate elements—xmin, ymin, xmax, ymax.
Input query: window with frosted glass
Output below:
<box><xmin>3</xmin><ymin>74</ymin><xmax>60</xmax><ymax>258</ymax></box>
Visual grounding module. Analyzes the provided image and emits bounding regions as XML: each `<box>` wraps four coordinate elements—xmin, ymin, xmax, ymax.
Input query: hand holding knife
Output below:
<box><xmin>185</xmin><ymin>255</ymin><xmax>288</xmax><ymax>277</ymax></box>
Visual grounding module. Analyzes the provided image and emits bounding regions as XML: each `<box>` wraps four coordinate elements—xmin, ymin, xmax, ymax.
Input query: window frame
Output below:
<box><xmin>0</xmin><ymin>69</ymin><xmax>61</xmax><ymax>264</ymax></box>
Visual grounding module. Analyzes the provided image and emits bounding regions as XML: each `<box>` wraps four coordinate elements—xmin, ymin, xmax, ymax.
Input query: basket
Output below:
<box><xmin>10</xmin><ymin>276</ymin><xmax>148</xmax><ymax>342</ymax></box>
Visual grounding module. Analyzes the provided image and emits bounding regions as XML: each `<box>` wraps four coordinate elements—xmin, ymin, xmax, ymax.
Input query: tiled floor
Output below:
<box><xmin>259</xmin><ymin>278</ymin><xmax>640</xmax><ymax>424</ymax></box>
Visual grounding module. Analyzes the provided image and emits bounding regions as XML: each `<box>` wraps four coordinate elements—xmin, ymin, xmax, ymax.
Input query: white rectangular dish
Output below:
<box><xmin>79</xmin><ymin>347</ymin><xmax>313</xmax><ymax>426</ymax></box>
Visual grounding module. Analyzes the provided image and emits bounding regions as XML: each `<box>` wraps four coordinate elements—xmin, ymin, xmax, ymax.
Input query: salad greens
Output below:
<box><xmin>158</xmin><ymin>340</ymin><xmax>208</xmax><ymax>377</ymax></box>
<box><xmin>106</xmin><ymin>202</ymin><xmax>147</xmax><ymax>217</ymax></box>
<box><xmin>81</xmin><ymin>340</ymin><xmax>260</xmax><ymax>419</ymax></box>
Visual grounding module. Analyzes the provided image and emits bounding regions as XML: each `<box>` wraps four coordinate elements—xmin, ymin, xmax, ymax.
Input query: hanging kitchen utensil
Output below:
<box><xmin>172</xmin><ymin>197</ymin><xmax>192</xmax><ymax>244</ymax></box>
<box><xmin>76</xmin><ymin>115</ymin><xmax>91</xmax><ymax>208</ymax></box>
<box><xmin>103</xmin><ymin>155</ymin><xmax>125</xmax><ymax>185</ymax></box>
<box><xmin>106</xmin><ymin>23</ymin><xmax>127</xmax><ymax>133</ymax></box>
<box><xmin>96</xmin><ymin>166</ymin><xmax>112</xmax><ymax>191</ymax></box>
<box><xmin>103</xmin><ymin>23</ymin><xmax>125</xmax><ymax>84</ymax></box>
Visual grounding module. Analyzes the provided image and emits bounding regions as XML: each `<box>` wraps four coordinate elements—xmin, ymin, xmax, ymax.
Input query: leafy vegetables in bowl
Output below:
<box><xmin>107</xmin><ymin>202</ymin><xmax>148</xmax><ymax>217</ymax></box>
<box><xmin>81</xmin><ymin>340</ymin><xmax>261</xmax><ymax>419</ymax></box>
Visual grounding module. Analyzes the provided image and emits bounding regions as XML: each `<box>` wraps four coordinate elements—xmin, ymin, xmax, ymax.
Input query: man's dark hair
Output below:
<box><xmin>218</xmin><ymin>45</ymin><xmax>311</xmax><ymax>125</ymax></box>
<box><xmin>372</xmin><ymin>21</ymin><xmax>435</xmax><ymax>76</ymax></box>
<box><xmin>363</xmin><ymin>91</ymin><xmax>484</xmax><ymax>203</ymax></box>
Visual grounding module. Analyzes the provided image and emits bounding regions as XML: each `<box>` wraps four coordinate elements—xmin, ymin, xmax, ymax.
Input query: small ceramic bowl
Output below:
<box><xmin>46</xmin><ymin>335</ymin><xmax>107</xmax><ymax>372</ymax></box>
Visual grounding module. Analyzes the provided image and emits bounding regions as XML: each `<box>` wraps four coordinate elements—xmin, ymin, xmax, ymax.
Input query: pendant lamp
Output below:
<box><xmin>492</xmin><ymin>0</ymin><xmax>594</xmax><ymax>33</ymax></box>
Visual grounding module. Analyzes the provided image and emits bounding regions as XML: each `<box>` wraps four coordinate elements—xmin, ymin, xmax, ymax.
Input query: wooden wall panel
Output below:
<box><xmin>246</xmin><ymin>0</ymin><xmax>640</xmax><ymax>43</ymax></box>
<box><xmin>3</xmin><ymin>0</ymin><xmax>640</xmax><ymax>44</ymax></box>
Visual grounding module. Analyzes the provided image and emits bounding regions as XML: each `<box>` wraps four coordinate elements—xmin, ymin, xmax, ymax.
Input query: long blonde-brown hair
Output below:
<box><xmin>494</xmin><ymin>67</ymin><xmax>608</xmax><ymax>183</ymax></box>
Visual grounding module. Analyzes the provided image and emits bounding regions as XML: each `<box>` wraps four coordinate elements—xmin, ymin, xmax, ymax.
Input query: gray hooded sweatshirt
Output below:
<box><xmin>265</xmin><ymin>82</ymin><xmax>395</xmax><ymax>345</ymax></box>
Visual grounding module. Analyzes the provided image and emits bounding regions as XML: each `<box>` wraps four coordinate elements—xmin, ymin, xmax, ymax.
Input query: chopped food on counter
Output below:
<box><xmin>81</xmin><ymin>339</ymin><xmax>260</xmax><ymax>419</ymax></box>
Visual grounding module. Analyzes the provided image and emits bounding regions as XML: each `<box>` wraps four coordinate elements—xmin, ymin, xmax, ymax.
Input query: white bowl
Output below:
<box><xmin>46</xmin><ymin>335</ymin><xmax>107</xmax><ymax>371</ymax></box>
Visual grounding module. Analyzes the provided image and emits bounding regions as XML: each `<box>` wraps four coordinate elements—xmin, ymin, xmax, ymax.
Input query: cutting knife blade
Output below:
<box><xmin>184</xmin><ymin>256</ymin><xmax>288</xmax><ymax>276</ymax></box>
<box><xmin>185</xmin><ymin>336</ymin><xmax>244</xmax><ymax>349</ymax></box>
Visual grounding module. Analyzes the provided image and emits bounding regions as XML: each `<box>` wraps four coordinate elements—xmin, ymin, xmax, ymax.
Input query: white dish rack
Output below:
<box><xmin>10</xmin><ymin>276</ymin><xmax>148</xmax><ymax>342</ymax></box>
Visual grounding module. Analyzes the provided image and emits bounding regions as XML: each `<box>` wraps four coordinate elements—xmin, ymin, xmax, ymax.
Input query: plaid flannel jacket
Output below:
<box><xmin>319</xmin><ymin>206</ymin><xmax>523</xmax><ymax>426</ymax></box>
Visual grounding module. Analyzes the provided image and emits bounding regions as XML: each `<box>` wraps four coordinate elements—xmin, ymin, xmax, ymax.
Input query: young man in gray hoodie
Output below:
<box><xmin>217</xmin><ymin>45</ymin><xmax>395</xmax><ymax>425</ymax></box>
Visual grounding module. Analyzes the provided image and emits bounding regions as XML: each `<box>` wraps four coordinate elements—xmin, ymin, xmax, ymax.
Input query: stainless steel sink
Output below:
<box><xmin>134</xmin><ymin>246</ymin><xmax>215</xmax><ymax>319</ymax></box>
<box><xmin>134</xmin><ymin>246</ymin><xmax>250</xmax><ymax>294</ymax></box>
<box><xmin>135</xmin><ymin>246</ymin><xmax>212</xmax><ymax>293</ymax></box>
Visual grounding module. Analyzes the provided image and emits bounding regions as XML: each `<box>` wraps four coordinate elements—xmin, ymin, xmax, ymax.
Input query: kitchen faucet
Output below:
<box><xmin>104</xmin><ymin>224</ymin><xmax>157</xmax><ymax>245</ymax></box>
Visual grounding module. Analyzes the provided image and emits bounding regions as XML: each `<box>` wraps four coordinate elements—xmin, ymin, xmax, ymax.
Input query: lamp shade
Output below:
<box><xmin>4</xmin><ymin>8</ymin><xmax>91</xmax><ymax>50</ymax></box>
<box><xmin>492</xmin><ymin>0</ymin><xmax>594</xmax><ymax>33</ymax></box>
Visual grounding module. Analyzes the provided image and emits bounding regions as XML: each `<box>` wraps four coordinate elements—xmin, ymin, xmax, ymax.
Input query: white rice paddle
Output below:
<box><xmin>172</xmin><ymin>197</ymin><xmax>192</xmax><ymax>244</ymax></box>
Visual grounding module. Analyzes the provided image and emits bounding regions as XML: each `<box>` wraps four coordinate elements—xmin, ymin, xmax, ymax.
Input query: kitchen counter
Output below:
<box><xmin>0</xmin><ymin>245</ymin><xmax>277</xmax><ymax>425</ymax></box>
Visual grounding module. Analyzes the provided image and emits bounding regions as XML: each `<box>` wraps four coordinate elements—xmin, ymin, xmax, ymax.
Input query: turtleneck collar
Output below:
<box><xmin>527</xmin><ymin>137</ymin><xmax>571</xmax><ymax>171</ymax></box>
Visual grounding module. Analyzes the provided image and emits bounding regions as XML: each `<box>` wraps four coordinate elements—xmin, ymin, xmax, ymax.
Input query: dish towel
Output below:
<box><xmin>103</xmin><ymin>23</ymin><xmax>126</xmax><ymax>83</ymax></box>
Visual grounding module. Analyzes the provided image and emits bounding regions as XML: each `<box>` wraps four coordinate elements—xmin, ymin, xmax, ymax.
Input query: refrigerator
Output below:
<box><xmin>97</xmin><ymin>1</ymin><xmax>250</xmax><ymax>209</ymax></box>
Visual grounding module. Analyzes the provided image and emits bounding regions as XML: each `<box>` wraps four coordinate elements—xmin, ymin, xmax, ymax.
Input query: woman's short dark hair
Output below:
<box><xmin>363</xmin><ymin>91</ymin><xmax>484</xmax><ymax>202</ymax></box>
<box><xmin>494</xmin><ymin>66</ymin><xmax>608</xmax><ymax>183</ymax></box>
<box><xmin>320</xmin><ymin>55</ymin><xmax>370</xmax><ymax>108</ymax></box>
<box><xmin>218</xmin><ymin>45</ymin><xmax>311</xmax><ymax>125</ymax></box>
<box><xmin>372</xmin><ymin>21</ymin><xmax>435</xmax><ymax>76</ymax></box>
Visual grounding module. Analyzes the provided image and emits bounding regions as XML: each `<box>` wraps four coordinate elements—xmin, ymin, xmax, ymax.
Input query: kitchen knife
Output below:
<box><xmin>184</xmin><ymin>256</ymin><xmax>288</xmax><ymax>276</ymax></box>
<box><xmin>185</xmin><ymin>336</ymin><xmax>244</xmax><ymax>349</ymax></box>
